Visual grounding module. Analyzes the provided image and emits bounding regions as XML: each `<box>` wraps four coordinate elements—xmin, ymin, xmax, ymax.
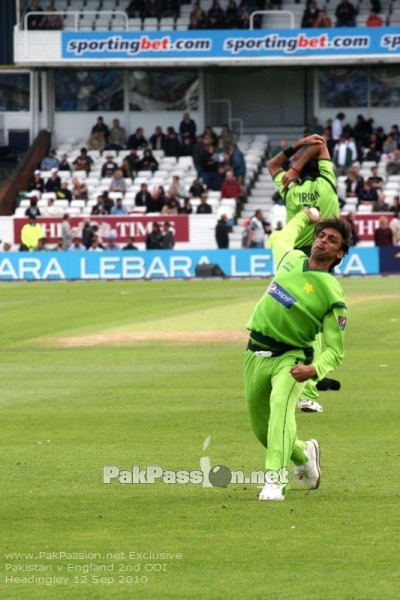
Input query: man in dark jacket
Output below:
<box><xmin>215</xmin><ymin>214</ymin><xmax>230</xmax><ymax>248</ymax></box>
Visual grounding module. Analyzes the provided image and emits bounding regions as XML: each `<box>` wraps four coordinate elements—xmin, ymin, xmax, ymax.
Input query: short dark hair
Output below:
<box><xmin>301</xmin><ymin>158</ymin><xmax>319</xmax><ymax>179</ymax></box>
<box><xmin>314</xmin><ymin>218</ymin><xmax>353</xmax><ymax>269</ymax></box>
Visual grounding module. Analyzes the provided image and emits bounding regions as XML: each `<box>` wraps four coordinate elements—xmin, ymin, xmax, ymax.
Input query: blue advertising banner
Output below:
<box><xmin>0</xmin><ymin>248</ymin><xmax>379</xmax><ymax>281</ymax></box>
<box><xmin>379</xmin><ymin>246</ymin><xmax>400</xmax><ymax>273</ymax></box>
<box><xmin>62</xmin><ymin>28</ymin><xmax>400</xmax><ymax>61</ymax></box>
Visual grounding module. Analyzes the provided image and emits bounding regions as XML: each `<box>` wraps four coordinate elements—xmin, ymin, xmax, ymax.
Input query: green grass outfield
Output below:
<box><xmin>1</xmin><ymin>277</ymin><xmax>399</xmax><ymax>600</ymax></box>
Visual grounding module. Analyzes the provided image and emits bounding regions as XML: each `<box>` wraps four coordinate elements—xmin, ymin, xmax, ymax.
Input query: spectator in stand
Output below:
<box><xmin>91</xmin><ymin>195</ymin><xmax>107</xmax><ymax>215</ymax></box>
<box><xmin>390</xmin><ymin>196</ymin><xmax>400</xmax><ymax>212</ymax></box>
<box><xmin>109</xmin><ymin>169</ymin><xmax>126</xmax><ymax>195</ymax></box>
<box><xmin>182</xmin><ymin>199</ymin><xmax>193</xmax><ymax>214</ymax></box>
<box><xmin>208</xmin><ymin>164</ymin><xmax>227</xmax><ymax>192</ymax></box>
<box><xmin>29</xmin><ymin>170</ymin><xmax>44</xmax><ymax>194</ymax></box>
<box><xmin>120</xmin><ymin>157</ymin><xmax>133</xmax><ymax>178</ymax></box>
<box><xmin>32</xmin><ymin>234</ymin><xmax>46</xmax><ymax>252</ymax></box>
<box><xmin>57</xmin><ymin>181</ymin><xmax>72</xmax><ymax>203</ymax></box>
<box><xmin>215</xmin><ymin>214</ymin><xmax>230</xmax><ymax>249</ymax></box>
<box><xmin>363</xmin><ymin>134</ymin><xmax>381</xmax><ymax>163</ymax></box>
<box><xmin>164</xmin><ymin>127</ymin><xmax>181</xmax><ymax>158</ymax></box>
<box><xmin>386</xmin><ymin>149</ymin><xmax>400</xmax><ymax>175</ymax></box>
<box><xmin>301</xmin><ymin>1</ymin><xmax>321</xmax><ymax>27</ymax></box>
<box><xmin>335</xmin><ymin>0</ymin><xmax>357</xmax><ymax>26</ymax></box>
<box><xmin>390</xmin><ymin>124</ymin><xmax>400</xmax><ymax>145</ymax></box>
<box><xmin>101</xmin><ymin>153</ymin><xmax>118</xmax><ymax>178</ymax></box>
<box><xmin>144</xmin><ymin>0</ymin><xmax>162</xmax><ymax>17</ymax></box>
<box><xmin>390</xmin><ymin>212</ymin><xmax>400</xmax><ymax>245</ymax></box>
<box><xmin>71</xmin><ymin>176</ymin><xmax>88</xmax><ymax>200</ymax></box>
<box><xmin>51</xmin><ymin>237</ymin><xmax>64</xmax><ymax>251</ymax></box>
<box><xmin>91</xmin><ymin>116</ymin><xmax>110</xmax><ymax>145</ymax></box>
<box><xmin>345</xmin><ymin>165</ymin><xmax>364</xmax><ymax>197</ymax></box>
<box><xmin>72</xmin><ymin>147</ymin><xmax>93</xmax><ymax>173</ymax></box>
<box><xmin>333</xmin><ymin>134</ymin><xmax>357</xmax><ymax>175</ymax></box>
<box><xmin>105</xmin><ymin>233</ymin><xmax>120</xmax><ymax>250</ymax></box>
<box><xmin>331</xmin><ymin>112</ymin><xmax>346</xmax><ymax>142</ymax></box>
<box><xmin>146</xmin><ymin>222</ymin><xmax>163</xmax><ymax>249</ymax></box>
<box><xmin>207</xmin><ymin>0</ymin><xmax>225</xmax><ymax>28</ymax></box>
<box><xmin>225</xmin><ymin>1</ymin><xmax>239</xmax><ymax>27</ymax></box>
<box><xmin>40</xmin><ymin>148</ymin><xmax>60</xmax><ymax>171</ymax></box>
<box><xmin>138</xmin><ymin>149</ymin><xmax>159</xmax><ymax>173</ymax></box>
<box><xmin>45</xmin><ymin>168</ymin><xmax>62</xmax><ymax>193</ymax></box>
<box><xmin>221</xmin><ymin>124</ymin><xmax>235</xmax><ymax>148</ymax></box>
<box><xmin>353</xmin><ymin>115</ymin><xmax>372</xmax><ymax>148</ymax></box>
<box><xmin>161</xmin><ymin>222</ymin><xmax>175</xmax><ymax>249</ymax></box>
<box><xmin>322</xmin><ymin>126</ymin><xmax>336</xmax><ymax>158</ymax></box>
<box><xmin>179</xmin><ymin>112</ymin><xmax>197</xmax><ymax>144</ymax></box>
<box><xmin>122</xmin><ymin>237</ymin><xmax>139</xmax><ymax>250</ymax></box>
<box><xmin>126</xmin><ymin>0</ymin><xmax>144</xmax><ymax>18</ymax></box>
<box><xmin>313</xmin><ymin>10</ymin><xmax>332</xmax><ymax>26</ymax></box>
<box><xmin>127</xmin><ymin>127</ymin><xmax>148</xmax><ymax>150</ymax></box>
<box><xmin>40</xmin><ymin>4</ymin><xmax>62</xmax><ymax>30</ymax></box>
<box><xmin>221</xmin><ymin>169</ymin><xmax>244</xmax><ymax>217</ymax></box>
<box><xmin>196</xmin><ymin>193</ymin><xmax>212</xmax><ymax>214</ymax></box>
<box><xmin>201</xmin><ymin>144</ymin><xmax>219</xmax><ymax>188</ymax></box>
<box><xmin>68</xmin><ymin>235</ymin><xmax>86</xmax><ymax>251</ymax></box>
<box><xmin>237</xmin><ymin>1</ymin><xmax>250</xmax><ymax>28</ymax></box>
<box><xmin>135</xmin><ymin>183</ymin><xmax>152</xmax><ymax>208</ymax></box>
<box><xmin>367</xmin><ymin>166</ymin><xmax>384</xmax><ymax>190</ymax></box>
<box><xmin>125</xmin><ymin>148</ymin><xmax>141</xmax><ymax>177</ymax></box>
<box><xmin>25</xmin><ymin>0</ymin><xmax>43</xmax><ymax>30</ymax></box>
<box><xmin>374</xmin><ymin>216</ymin><xmax>393</xmax><ymax>245</ymax></box>
<box><xmin>203</xmin><ymin>125</ymin><xmax>218</xmax><ymax>147</ymax></box>
<box><xmin>382</xmin><ymin>133</ymin><xmax>398</xmax><ymax>156</ymax></box>
<box><xmin>347</xmin><ymin>212</ymin><xmax>359</xmax><ymax>246</ymax></box>
<box><xmin>57</xmin><ymin>154</ymin><xmax>71</xmax><ymax>172</ymax></box>
<box><xmin>189</xmin><ymin>2</ymin><xmax>206</xmax><ymax>28</ymax></box>
<box><xmin>25</xmin><ymin>195</ymin><xmax>41</xmax><ymax>218</ymax></box>
<box><xmin>86</xmin><ymin>130</ymin><xmax>105</xmax><ymax>152</ymax></box>
<box><xmin>366</xmin><ymin>10</ymin><xmax>383</xmax><ymax>25</ymax></box>
<box><xmin>145</xmin><ymin>187</ymin><xmax>165</xmax><ymax>213</ymax></box>
<box><xmin>372</xmin><ymin>194</ymin><xmax>390</xmax><ymax>212</ymax></box>
<box><xmin>357</xmin><ymin>180</ymin><xmax>378</xmax><ymax>207</ymax></box>
<box><xmin>110</xmin><ymin>197</ymin><xmax>128</xmax><ymax>215</ymax></box>
<box><xmin>227</xmin><ymin>143</ymin><xmax>246</xmax><ymax>183</ymax></box>
<box><xmin>102</xmin><ymin>191</ymin><xmax>114</xmax><ymax>214</ymax></box>
<box><xmin>106</xmin><ymin>118</ymin><xmax>126</xmax><ymax>152</ymax></box>
<box><xmin>169</xmin><ymin>175</ymin><xmax>188</xmax><ymax>202</ymax></box>
<box><xmin>192</xmin><ymin>135</ymin><xmax>207</xmax><ymax>178</ymax></box>
<box><xmin>162</xmin><ymin>193</ymin><xmax>180</xmax><ymax>216</ymax></box>
<box><xmin>89</xmin><ymin>236</ymin><xmax>104</xmax><ymax>252</ymax></box>
<box><xmin>189</xmin><ymin>178</ymin><xmax>205</xmax><ymax>199</ymax></box>
<box><xmin>149</xmin><ymin>126</ymin><xmax>167</xmax><ymax>152</ymax></box>
<box><xmin>42</xmin><ymin>197</ymin><xmax>63</xmax><ymax>217</ymax></box>
<box><xmin>180</xmin><ymin>137</ymin><xmax>194</xmax><ymax>157</ymax></box>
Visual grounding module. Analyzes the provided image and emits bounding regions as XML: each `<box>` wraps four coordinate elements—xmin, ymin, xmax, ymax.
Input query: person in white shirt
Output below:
<box><xmin>332</xmin><ymin>112</ymin><xmax>346</xmax><ymax>141</ymax></box>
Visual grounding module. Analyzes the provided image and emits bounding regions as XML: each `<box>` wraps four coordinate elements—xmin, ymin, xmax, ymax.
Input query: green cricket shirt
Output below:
<box><xmin>274</xmin><ymin>159</ymin><xmax>339</xmax><ymax>251</ymax></box>
<box><xmin>246</xmin><ymin>212</ymin><xmax>347</xmax><ymax>380</ymax></box>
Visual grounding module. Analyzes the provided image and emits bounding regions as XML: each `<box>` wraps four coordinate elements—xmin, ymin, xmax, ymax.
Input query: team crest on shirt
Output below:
<box><xmin>338</xmin><ymin>316</ymin><xmax>347</xmax><ymax>330</ymax></box>
<box><xmin>267</xmin><ymin>282</ymin><xmax>297</xmax><ymax>308</ymax></box>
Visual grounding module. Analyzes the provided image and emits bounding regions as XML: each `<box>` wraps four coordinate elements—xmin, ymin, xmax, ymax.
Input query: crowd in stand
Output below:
<box><xmin>25</xmin><ymin>113</ymin><xmax>247</xmax><ymax>216</ymax></box>
<box><xmin>24</xmin><ymin>0</ymin><xmax>390</xmax><ymax>31</ymax></box>
<box><xmin>9</xmin><ymin>110</ymin><xmax>400</xmax><ymax>252</ymax></box>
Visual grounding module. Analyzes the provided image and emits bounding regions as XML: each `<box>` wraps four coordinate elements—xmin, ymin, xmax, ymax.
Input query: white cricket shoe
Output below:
<box><xmin>293</xmin><ymin>439</ymin><xmax>321</xmax><ymax>490</ymax></box>
<box><xmin>297</xmin><ymin>399</ymin><xmax>323</xmax><ymax>413</ymax></box>
<box><xmin>259</xmin><ymin>483</ymin><xmax>285</xmax><ymax>501</ymax></box>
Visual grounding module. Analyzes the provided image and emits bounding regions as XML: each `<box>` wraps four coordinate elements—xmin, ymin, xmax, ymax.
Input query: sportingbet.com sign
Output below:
<box><xmin>62</xmin><ymin>28</ymin><xmax>400</xmax><ymax>61</ymax></box>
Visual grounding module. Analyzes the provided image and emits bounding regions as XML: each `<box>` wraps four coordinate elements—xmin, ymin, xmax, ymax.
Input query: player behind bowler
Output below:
<box><xmin>268</xmin><ymin>133</ymin><xmax>341</xmax><ymax>413</ymax></box>
<box><xmin>244</xmin><ymin>208</ymin><xmax>352</xmax><ymax>501</ymax></box>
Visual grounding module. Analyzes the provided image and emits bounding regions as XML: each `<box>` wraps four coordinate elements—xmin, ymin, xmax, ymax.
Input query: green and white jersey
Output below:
<box><xmin>246</xmin><ymin>212</ymin><xmax>347</xmax><ymax>379</ymax></box>
<box><xmin>274</xmin><ymin>159</ymin><xmax>339</xmax><ymax>251</ymax></box>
